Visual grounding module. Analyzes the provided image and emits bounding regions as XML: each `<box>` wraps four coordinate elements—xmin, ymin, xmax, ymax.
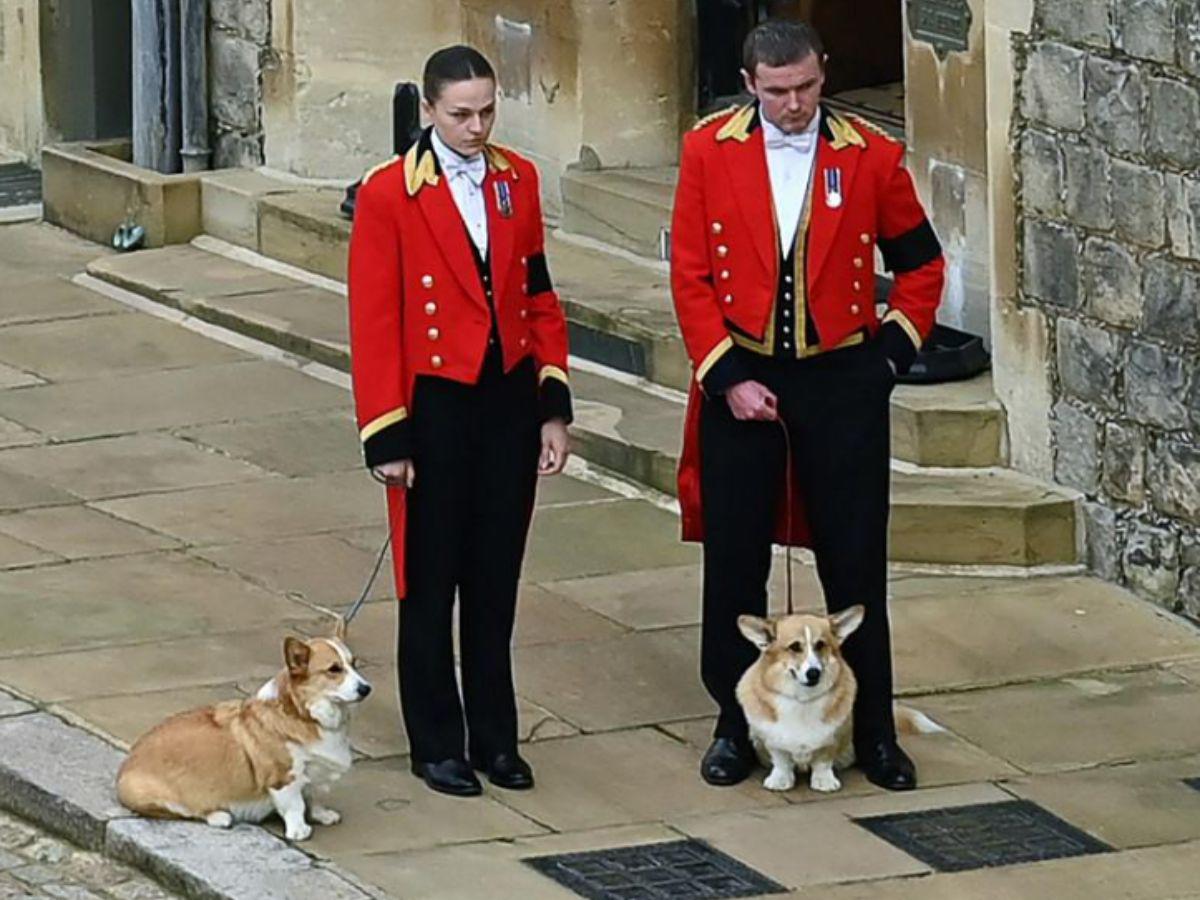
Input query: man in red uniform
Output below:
<box><xmin>348</xmin><ymin>46</ymin><xmax>572</xmax><ymax>797</ymax></box>
<box><xmin>671</xmin><ymin>21</ymin><xmax>945</xmax><ymax>791</ymax></box>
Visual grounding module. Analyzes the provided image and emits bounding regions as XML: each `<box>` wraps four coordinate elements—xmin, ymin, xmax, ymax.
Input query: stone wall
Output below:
<box><xmin>1015</xmin><ymin>0</ymin><xmax>1200</xmax><ymax>620</ymax></box>
<box><xmin>210</xmin><ymin>0</ymin><xmax>271</xmax><ymax>168</ymax></box>
<box><xmin>0</xmin><ymin>0</ymin><xmax>43</xmax><ymax>163</ymax></box>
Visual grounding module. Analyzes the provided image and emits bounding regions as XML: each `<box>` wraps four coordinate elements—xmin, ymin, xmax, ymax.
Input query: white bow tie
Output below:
<box><xmin>443</xmin><ymin>154</ymin><xmax>486</xmax><ymax>187</ymax></box>
<box><xmin>765</xmin><ymin>131</ymin><xmax>815</xmax><ymax>153</ymax></box>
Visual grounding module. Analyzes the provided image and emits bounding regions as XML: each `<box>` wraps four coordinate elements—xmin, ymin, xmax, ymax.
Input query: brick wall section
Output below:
<box><xmin>1016</xmin><ymin>0</ymin><xmax>1200</xmax><ymax>620</ymax></box>
<box><xmin>208</xmin><ymin>0</ymin><xmax>269</xmax><ymax>168</ymax></box>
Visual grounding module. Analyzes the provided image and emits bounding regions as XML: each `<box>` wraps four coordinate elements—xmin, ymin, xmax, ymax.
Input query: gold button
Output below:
<box><xmin>422</xmin><ymin>275</ymin><xmax>434</xmax><ymax>288</ymax></box>
<box><xmin>424</xmin><ymin>301</ymin><xmax>437</xmax><ymax>316</ymax></box>
<box><xmin>860</xmin><ymin>233</ymin><xmax>871</xmax><ymax>245</ymax></box>
<box><xmin>723</xmin><ymin>294</ymin><xmax>733</xmax><ymax>305</ymax></box>
<box><xmin>720</xmin><ymin>270</ymin><xmax>731</xmax><ymax>281</ymax></box>
<box><xmin>520</xmin><ymin>337</ymin><xmax>529</xmax><ymax>348</ymax></box>
<box><xmin>853</xmin><ymin>281</ymin><xmax>862</xmax><ymax>291</ymax></box>
<box><xmin>520</xmin><ymin>309</ymin><xmax>529</xmax><ymax>319</ymax></box>
<box><xmin>851</xmin><ymin>303</ymin><xmax>861</xmax><ymax>315</ymax></box>
<box><xmin>430</xmin><ymin>355</ymin><xmax>443</xmax><ymax>368</ymax></box>
<box><xmin>712</xmin><ymin>222</ymin><xmax>723</xmax><ymax>235</ymax></box>
<box><xmin>716</xmin><ymin>245</ymin><xmax>729</xmax><ymax>258</ymax></box>
<box><xmin>521</xmin><ymin>255</ymin><xmax>527</xmax><ymax>265</ymax></box>
<box><xmin>427</xmin><ymin>327</ymin><xmax>440</xmax><ymax>341</ymax></box>
<box><xmin>854</xmin><ymin>257</ymin><xmax>864</xmax><ymax>269</ymax></box>
<box><xmin>523</xmin><ymin>283</ymin><xmax>529</xmax><ymax>293</ymax></box>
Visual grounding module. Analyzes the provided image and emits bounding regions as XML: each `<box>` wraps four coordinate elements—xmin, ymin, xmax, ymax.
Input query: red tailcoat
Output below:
<box><xmin>671</xmin><ymin>104</ymin><xmax>946</xmax><ymax>545</ymax></box>
<box><xmin>347</xmin><ymin>134</ymin><xmax>570</xmax><ymax>597</ymax></box>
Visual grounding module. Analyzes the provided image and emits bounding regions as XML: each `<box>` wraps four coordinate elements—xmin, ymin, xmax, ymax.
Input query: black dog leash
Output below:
<box><xmin>342</xmin><ymin>467</ymin><xmax>400</xmax><ymax>624</ymax></box>
<box><xmin>776</xmin><ymin>417</ymin><xmax>796</xmax><ymax>617</ymax></box>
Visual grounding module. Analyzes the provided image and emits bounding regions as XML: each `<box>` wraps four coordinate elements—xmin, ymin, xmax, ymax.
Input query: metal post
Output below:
<box><xmin>179</xmin><ymin>0</ymin><xmax>210</xmax><ymax>172</ymax></box>
<box><xmin>131</xmin><ymin>0</ymin><xmax>181</xmax><ymax>173</ymax></box>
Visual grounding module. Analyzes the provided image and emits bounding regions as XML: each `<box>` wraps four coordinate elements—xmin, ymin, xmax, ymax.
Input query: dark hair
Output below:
<box><xmin>742</xmin><ymin>20</ymin><xmax>824</xmax><ymax>75</ymax></box>
<box><xmin>423</xmin><ymin>45</ymin><xmax>496</xmax><ymax>102</ymax></box>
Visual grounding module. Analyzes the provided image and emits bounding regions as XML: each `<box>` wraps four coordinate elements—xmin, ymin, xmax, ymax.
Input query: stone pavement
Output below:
<box><xmin>0</xmin><ymin>220</ymin><xmax>1199</xmax><ymax>899</ymax></box>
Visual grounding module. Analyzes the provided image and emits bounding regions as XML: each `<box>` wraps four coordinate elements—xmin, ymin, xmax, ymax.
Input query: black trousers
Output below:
<box><xmin>398</xmin><ymin>358</ymin><xmax>540</xmax><ymax>763</ymax></box>
<box><xmin>700</xmin><ymin>341</ymin><xmax>897</xmax><ymax>747</ymax></box>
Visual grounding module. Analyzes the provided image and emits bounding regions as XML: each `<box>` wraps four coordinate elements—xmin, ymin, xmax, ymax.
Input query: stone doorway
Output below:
<box><xmin>697</xmin><ymin>0</ymin><xmax>904</xmax><ymax>132</ymax></box>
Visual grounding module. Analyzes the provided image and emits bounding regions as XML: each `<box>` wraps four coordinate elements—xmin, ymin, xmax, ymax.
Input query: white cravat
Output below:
<box><xmin>762</xmin><ymin>110</ymin><xmax>821</xmax><ymax>253</ymax></box>
<box><xmin>431</xmin><ymin>128</ymin><xmax>489</xmax><ymax>255</ymax></box>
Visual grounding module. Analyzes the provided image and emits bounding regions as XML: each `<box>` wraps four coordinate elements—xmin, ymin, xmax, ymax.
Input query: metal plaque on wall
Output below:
<box><xmin>907</xmin><ymin>0</ymin><xmax>973</xmax><ymax>57</ymax></box>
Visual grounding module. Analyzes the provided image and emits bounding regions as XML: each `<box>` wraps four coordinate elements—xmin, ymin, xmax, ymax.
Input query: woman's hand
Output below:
<box><xmin>372</xmin><ymin>459</ymin><xmax>415</xmax><ymax>489</ymax></box>
<box><xmin>539</xmin><ymin>420</ymin><xmax>570</xmax><ymax>476</ymax></box>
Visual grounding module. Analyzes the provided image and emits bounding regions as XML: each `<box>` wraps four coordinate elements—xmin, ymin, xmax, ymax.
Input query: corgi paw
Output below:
<box><xmin>205</xmin><ymin>811</ymin><xmax>233</xmax><ymax>828</ymax></box>
<box><xmin>809</xmin><ymin>769</ymin><xmax>842</xmax><ymax>793</ymax></box>
<box><xmin>763</xmin><ymin>768</ymin><xmax>796</xmax><ymax>792</ymax></box>
<box><xmin>310</xmin><ymin>807</ymin><xmax>342</xmax><ymax>826</ymax></box>
<box><xmin>286</xmin><ymin>822</ymin><xmax>313</xmax><ymax>842</ymax></box>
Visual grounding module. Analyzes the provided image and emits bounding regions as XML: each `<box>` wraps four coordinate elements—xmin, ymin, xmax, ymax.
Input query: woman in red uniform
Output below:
<box><xmin>348</xmin><ymin>46</ymin><xmax>572</xmax><ymax>797</ymax></box>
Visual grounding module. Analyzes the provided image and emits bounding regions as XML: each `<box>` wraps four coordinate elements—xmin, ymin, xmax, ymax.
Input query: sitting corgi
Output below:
<box><xmin>116</xmin><ymin>619</ymin><xmax>370</xmax><ymax>841</ymax></box>
<box><xmin>736</xmin><ymin>607</ymin><xmax>940</xmax><ymax>794</ymax></box>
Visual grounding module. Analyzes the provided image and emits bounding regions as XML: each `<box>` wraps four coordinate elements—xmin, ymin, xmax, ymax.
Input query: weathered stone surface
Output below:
<box><xmin>1148</xmin><ymin>437</ymin><xmax>1200</xmax><ymax>523</ymax></box>
<box><xmin>1181</xmin><ymin>567</ymin><xmax>1200</xmax><ymax>620</ymax></box>
<box><xmin>1103</xmin><ymin>421</ymin><xmax>1147</xmax><ymax>505</ymax></box>
<box><xmin>213</xmin><ymin>130</ymin><xmax>264</xmax><ymax>170</ymax></box>
<box><xmin>1114</xmin><ymin>0</ymin><xmax>1175</xmax><ymax>63</ymax></box>
<box><xmin>1042</xmin><ymin>0</ymin><xmax>1110</xmax><ymax>47</ymax></box>
<box><xmin>1021</xmin><ymin>42</ymin><xmax>1087</xmax><ymax>131</ymax></box>
<box><xmin>1142</xmin><ymin>256</ymin><xmax>1200</xmax><ymax>343</ymax></box>
<box><xmin>1083</xmin><ymin>238</ymin><xmax>1141</xmax><ymax>327</ymax></box>
<box><xmin>1147</xmin><ymin>77</ymin><xmax>1200</xmax><ymax>170</ymax></box>
<box><xmin>105</xmin><ymin>819</ymin><xmax>372</xmax><ymax>900</ymax></box>
<box><xmin>0</xmin><ymin>714</ymin><xmax>127</xmax><ymax>851</ymax></box>
<box><xmin>1056</xmin><ymin>317</ymin><xmax>1120</xmax><ymax>409</ymax></box>
<box><xmin>210</xmin><ymin>0</ymin><xmax>270</xmax><ymax>44</ymax></box>
<box><xmin>1085</xmin><ymin>57</ymin><xmax>1142</xmax><ymax>155</ymax></box>
<box><xmin>1023</xmin><ymin>220</ymin><xmax>1079</xmax><ymax>307</ymax></box>
<box><xmin>1019</xmin><ymin>129</ymin><xmax>1063</xmax><ymax>217</ymax></box>
<box><xmin>210</xmin><ymin>33</ymin><xmax>261</xmax><ymax>134</ymax></box>
<box><xmin>1052</xmin><ymin>401</ymin><xmax>1101</xmax><ymax>494</ymax></box>
<box><xmin>1125</xmin><ymin>341</ymin><xmax>1191</xmax><ymax>429</ymax></box>
<box><xmin>1183</xmin><ymin>532</ymin><xmax>1200</xmax><ymax>567</ymax></box>
<box><xmin>1082</xmin><ymin>501</ymin><xmax>1121</xmax><ymax>580</ymax></box>
<box><xmin>0</xmin><ymin>689</ymin><xmax>33</xmax><ymax>718</ymax></box>
<box><xmin>1122</xmin><ymin>520</ymin><xmax>1180</xmax><ymax>602</ymax></box>
<box><xmin>1166</xmin><ymin>175</ymin><xmax>1192</xmax><ymax>258</ymax></box>
<box><xmin>1063</xmin><ymin>143</ymin><xmax>1113</xmax><ymax>230</ymax></box>
<box><xmin>1180</xmin><ymin>1</ymin><xmax>1200</xmax><ymax>78</ymax></box>
<box><xmin>1112</xmin><ymin>161</ymin><xmax>1165</xmax><ymax>248</ymax></box>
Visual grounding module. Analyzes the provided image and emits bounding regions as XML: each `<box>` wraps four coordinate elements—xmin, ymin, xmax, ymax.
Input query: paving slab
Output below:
<box><xmin>95</xmin><ymin>470</ymin><xmax>381</xmax><ymax>545</ymax></box>
<box><xmin>0</xmin><ymin>314</ymin><xmax>248</xmax><ymax>382</ymax></box>
<box><xmin>0</xmin><ymin>434</ymin><xmax>270</xmax><ymax>500</ymax></box>
<box><xmin>0</xmin><ymin>273</ymin><xmax>125</xmax><ymax>325</ymax></box>
<box><xmin>890</xmin><ymin>575</ymin><xmax>1200</xmax><ymax>693</ymax></box>
<box><xmin>336</xmin><ymin>824</ymin><xmax>679</xmax><ymax>900</ymax></box>
<box><xmin>0</xmin><ymin>362</ymin><xmax>45</xmax><ymax>389</ymax></box>
<box><xmin>0</xmin><ymin>224</ymin><xmax>112</xmax><ymax>281</ymax></box>
<box><xmin>0</xmin><ymin>713</ymin><xmax>127</xmax><ymax>850</ymax></box>
<box><xmin>177</xmin><ymin>409</ymin><xmax>363</xmax><ymax>477</ymax></box>
<box><xmin>55</xmin><ymin>685</ymin><xmax>248</xmax><ymax>748</ymax></box>
<box><xmin>0</xmin><ymin>416</ymin><xmax>42</xmax><ymax>449</ymax></box>
<box><xmin>0</xmin><ymin>625</ymin><xmax>324</xmax><ymax>703</ymax></box>
<box><xmin>0</xmin><ymin>466</ymin><xmax>79</xmax><ymax>511</ymax></box>
<box><xmin>0</xmin><ymin>553</ymin><xmax>322</xmax><ymax>658</ymax></box>
<box><xmin>0</xmin><ymin>689</ymin><xmax>33</xmax><ymax>718</ymax></box>
<box><xmin>0</xmin><ymin>506</ymin><xmax>180</xmax><ymax>560</ymax></box>
<box><xmin>0</xmin><ymin>531</ymin><xmax>60</xmax><ymax>568</ymax></box>
<box><xmin>919</xmin><ymin>667</ymin><xmax>1200</xmax><ymax>773</ymax></box>
<box><xmin>1005</xmin><ymin>755</ymin><xmax>1200</xmax><ymax>850</ymax></box>
<box><xmin>516</xmin><ymin>626</ymin><xmax>711</xmax><ymax>732</ymax></box>
<box><xmin>87</xmin><ymin>247</ymin><xmax>304</xmax><ymax>302</ymax></box>
<box><xmin>490</xmin><ymin>729</ymin><xmax>785</xmax><ymax>832</ymax></box>
<box><xmin>0</xmin><ymin>361</ymin><xmax>348</xmax><ymax>441</ymax></box>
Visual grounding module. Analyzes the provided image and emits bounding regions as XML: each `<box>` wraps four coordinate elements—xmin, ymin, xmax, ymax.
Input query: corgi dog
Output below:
<box><xmin>116</xmin><ymin>619</ymin><xmax>371</xmax><ymax>841</ymax></box>
<box><xmin>736</xmin><ymin>607</ymin><xmax>940</xmax><ymax>794</ymax></box>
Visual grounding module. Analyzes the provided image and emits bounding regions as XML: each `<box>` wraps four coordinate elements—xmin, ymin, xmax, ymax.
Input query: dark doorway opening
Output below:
<box><xmin>697</xmin><ymin>0</ymin><xmax>904</xmax><ymax>134</ymax></box>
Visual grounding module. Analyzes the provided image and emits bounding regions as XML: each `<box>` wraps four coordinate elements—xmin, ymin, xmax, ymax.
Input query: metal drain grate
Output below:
<box><xmin>855</xmin><ymin>799</ymin><xmax>1112</xmax><ymax>873</ymax></box>
<box><xmin>524</xmin><ymin>838</ymin><xmax>785</xmax><ymax>900</ymax></box>
<box><xmin>0</xmin><ymin>163</ymin><xmax>41</xmax><ymax>207</ymax></box>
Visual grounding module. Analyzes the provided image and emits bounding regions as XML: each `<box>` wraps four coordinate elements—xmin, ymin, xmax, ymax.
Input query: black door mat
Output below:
<box><xmin>523</xmin><ymin>838</ymin><xmax>786</xmax><ymax>899</ymax></box>
<box><xmin>855</xmin><ymin>799</ymin><xmax>1112</xmax><ymax>873</ymax></box>
<box><xmin>0</xmin><ymin>163</ymin><xmax>41</xmax><ymax>207</ymax></box>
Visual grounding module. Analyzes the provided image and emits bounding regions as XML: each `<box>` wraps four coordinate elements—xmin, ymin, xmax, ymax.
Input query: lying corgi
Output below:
<box><xmin>736</xmin><ymin>607</ymin><xmax>941</xmax><ymax>794</ymax></box>
<box><xmin>116</xmin><ymin>619</ymin><xmax>371</xmax><ymax>841</ymax></box>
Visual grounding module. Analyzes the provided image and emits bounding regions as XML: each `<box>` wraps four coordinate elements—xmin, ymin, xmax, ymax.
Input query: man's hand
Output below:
<box><xmin>539</xmin><ymin>420</ymin><xmax>570</xmax><ymax>475</ymax></box>
<box><xmin>372</xmin><ymin>459</ymin><xmax>415</xmax><ymax>489</ymax></box>
<box><xmin>726</xmin><ymin>380</ymin><xmax>779</xmax><ymax>421</ymax></box>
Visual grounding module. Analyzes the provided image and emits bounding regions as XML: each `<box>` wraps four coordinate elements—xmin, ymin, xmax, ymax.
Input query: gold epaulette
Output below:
<box><xmin>692</xmin><ymin>104</ymin><xmax>740</xmax><ymax>132</ymax></box>
<box><xmin>826</xmin><ymin>112</ymin><xmax>868</xmax><ymax>151</ymax></box>
<box><xmin>849</xmin><ymin>114</ymin><xmax>901</xmax><ymax>144</ymax></box>
<box><xmin>361</xmin><ymin>155</ymin><xmax>400</xmax><ymax>186</ymax></box>
<box><xmin>484</xmin><ymin>144</ymin><xmax>517</xmax><ymax>177</ymax></box>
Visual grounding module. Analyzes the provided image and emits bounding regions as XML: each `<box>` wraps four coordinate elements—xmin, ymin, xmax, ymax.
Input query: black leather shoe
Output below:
<box><xmin>700</xmin><ymin>737</ymin><xmax>756</xmax><ymax>786</ymax></box>
<box><xmin>411</xmin><ymin>758</ymin><xmax>483</xmax><ymax>796</ymax></box>
<box><xmin>857</xmin><ymin>738</ymin><xmax>917</xmax><ymax>791</ymax></box>
<box><xmin>473</xmin><ymin>751</ymin><xmax>534</xmax><ymax>790</ymax></box>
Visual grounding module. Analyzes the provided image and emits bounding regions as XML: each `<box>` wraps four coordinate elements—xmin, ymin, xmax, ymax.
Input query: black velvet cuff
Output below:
<box><xmin>540</xmin><ymin>378</ymin><xmax>574</xmax><ymax>425</ymax></box>
<box><xmin>879</xmin><ymin>219</ymin><xmax>942</xmax><ymax>274</ymax></box>
<box><xmin>701</xmin><ymin>346</ymin><xmax>752</xmax><ymax>396</ymax></box>
<box><xmin>879</xmin><ymin>321</ymin><xmax>920</xmax><ymax>376</ymax></box>
<box><xmin>527</xmin><ymin>252</ymin><xmax>553</xmax><ymax>295</ymax></box>
<box><xmin>363</xmin><ymin>419</ymin><xmax>414</xmax><ymax>469</ymax></box>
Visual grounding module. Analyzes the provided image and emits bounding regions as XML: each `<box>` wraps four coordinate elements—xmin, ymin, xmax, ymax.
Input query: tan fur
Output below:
<box><xmin>116</xmin><ymin>625</ymin><xmax>368</xmax><ymax>837</ymax></box>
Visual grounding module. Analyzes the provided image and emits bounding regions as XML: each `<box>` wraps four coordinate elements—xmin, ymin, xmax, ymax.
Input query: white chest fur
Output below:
<box><xmin>290</xmin><ymin>727</ymin><xmax>353</xmax><ymax>789</ymax></box>
<box><xmin>748</xmin><ymin>695</ymin><xmax>844</xmax><ymax>767</ymax></box>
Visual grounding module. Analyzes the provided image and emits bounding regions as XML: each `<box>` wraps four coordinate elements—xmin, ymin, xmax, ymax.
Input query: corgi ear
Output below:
<box><xmin>284</xmin><ymin>637</ymin><xmax>311</xmax><ymax>676</ymax></box>
<box><xmin>738</xmin><ymin>615</ymin><xmax>776</xmax><ymax>649</ymax></box>
<box><xmin>333</xmin><ymin>615</ymin><xmax>348</xmax><ymax>642</ymax></box>
<box><xmin>830</xmin><ymin>605</ymin><xmax>865</xmax><ymax>643</ymax></box>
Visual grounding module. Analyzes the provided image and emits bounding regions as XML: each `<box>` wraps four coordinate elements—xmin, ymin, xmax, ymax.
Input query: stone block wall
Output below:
<box><xmin>209</xmin><ymin>0</ymin><xmax>270</xmax><ymax>168</ymax></box>
<box><xmin>1016</xmin><ymin>0</ymin><xmax>1200</xmax><ymax>620</ymax></box>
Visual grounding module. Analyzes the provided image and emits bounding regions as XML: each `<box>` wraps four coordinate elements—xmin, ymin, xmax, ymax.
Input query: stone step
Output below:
<box><xmin>84</xmin><ymin>244</ymin><xmax>1077</xmax><ymax>569</ymax></box>
<box><xmin>560</xmin><ymin>167</ymin><xmax>677</xmax><ymax>260</ymax></box>
<box><xmin>186</xmin><ymin>175</ymin><xmax>1006</xmax><ymax>468</ymax></box>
